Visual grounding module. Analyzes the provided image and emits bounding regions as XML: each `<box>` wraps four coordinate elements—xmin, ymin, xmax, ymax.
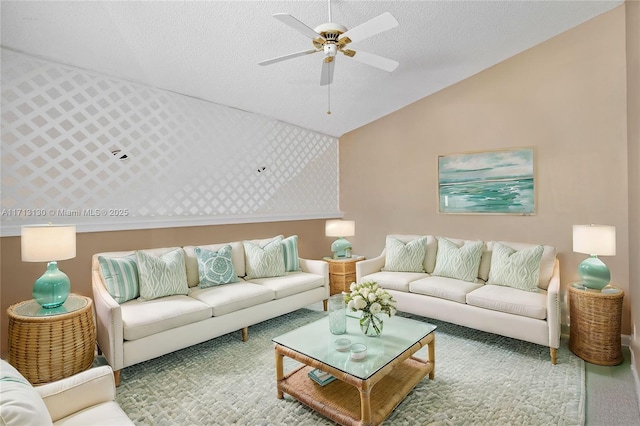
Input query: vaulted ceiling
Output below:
<box><xmin>1</xmin><ymin>1</ymin><xmax>623</xmax><ymax>137</ymax></box>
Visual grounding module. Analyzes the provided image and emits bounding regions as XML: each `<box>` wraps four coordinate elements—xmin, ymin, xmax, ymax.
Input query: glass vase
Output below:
<box><xmin>359</xmin><ymin>312</ymin><xmax>383</xmax><ymax>336</ymax></box>
<box><xmin>328</xmin><ymin>294</ymin><xmax>347</xmax><ymax>335</ymax></box>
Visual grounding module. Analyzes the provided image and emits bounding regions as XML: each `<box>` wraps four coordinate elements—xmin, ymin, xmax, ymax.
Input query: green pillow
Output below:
<box><xmin>243</xmin><ymin>237</ymin><xmax>286</xmax><ymax>279</ymax></box>
<box><xmin>487</xmin><ymin>242</ymin><xmax>544</xmax><ymax>292</ymax></box>
<box><xmin>432</xmin><ymin>238</ymin><xmax>483</xmax><ymax>282</ymax></box>
<box><xmin>281</xmin><ymin>235</ymin><xmax>300</xmax><ymax>272</ymax></box>
<box><xmin>98</xmin><ymin>254</ymin><xmax>139</xmax><ymax>303</ymax></box>
<box><xmin>382</xmin><ymin>236</ymin><xmax>427</xmax><ymax>273</ymax></box>
<box><xmin>195</xmin><ymin>245</ymin><xmax>239</xmax><ymax>288</ymax></box>
<box><xmin>136</xmin><ymin>249</ymin><xmax>189</xmax><ymax>300</ymax></box>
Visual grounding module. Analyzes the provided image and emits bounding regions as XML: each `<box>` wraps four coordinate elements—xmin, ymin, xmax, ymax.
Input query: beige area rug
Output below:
<box><xmin>114</xmin><ymin>308</ymin><xmax>584</xmax><ymax>425</ymax></box>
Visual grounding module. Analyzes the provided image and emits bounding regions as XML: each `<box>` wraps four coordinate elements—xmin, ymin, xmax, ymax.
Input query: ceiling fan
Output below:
<box><xmin>258</xmin><ymin>0</ymin><xmax>400</xmax><ymax>88</ymax></box>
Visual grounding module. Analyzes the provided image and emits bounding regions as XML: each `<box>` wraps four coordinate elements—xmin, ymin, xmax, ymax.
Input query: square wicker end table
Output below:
<box><xmin>273</xmin><ymin>315</ymin><xmax>436</xmax><ymax>426</ymax></box>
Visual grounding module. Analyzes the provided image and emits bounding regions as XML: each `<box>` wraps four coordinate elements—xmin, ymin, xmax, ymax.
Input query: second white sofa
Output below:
<box><xmin>357</xmin><ymin>235</ymin><xmax>560</xmax><ymax>363</ymax></box>
<box><xmin>91</xmin><ymin>235</ymin><xmax>329</xmax><ymax>385</ymax></box>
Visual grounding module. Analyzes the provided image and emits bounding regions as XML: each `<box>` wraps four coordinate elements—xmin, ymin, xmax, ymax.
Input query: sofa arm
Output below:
<box><xmin>546</xmin><ymin>258</ymin><xmax>561</xmax><ymax>349</ymax></box>
<box><xmin>92</xmin><ymin>270</ymin><xmax>125</xmax><ymax>372</ymax></box>
<box><xmin>299</xmin><ymin>257</ymin><xmax>329</xmax><ymax>285</ymax></box>
<box><xmin>36</xmin><ymin>366</ymin><xmax>116</xmax><ymax>423</ymax></box>
<box><xmin>356</xmin><ymin>254</ymin><xmax>385</xmax><ymax>282</ymax></box>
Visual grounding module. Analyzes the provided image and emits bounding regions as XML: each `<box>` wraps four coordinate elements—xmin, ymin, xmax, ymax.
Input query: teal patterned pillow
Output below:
<box><xmin>382</xmin><ymin>236</ymin><xmax>427</xmax><ymax>273</ymax></box>
<box><xmin>98</xmin><ymin>254</ymin><xmax>139</xmax><ymax>303</ymax></box>
<box><xmin>432</xmin><ymin>238</ymin><xmax>483</xmax><ymax>282</ymax></box>
<box><xmin>195</xmin><ymin>245</ymin><xmax>239</xmax><ymax>288</ymax></box>
<box><xmin>243</xmin><ymin>237</ymin><xmax>286</xmax><ymax>279</ymax></box>
<box><xmin>281</xmin><ymin>235</ymin><xmax>300</xmax><ymax>272</ymax></box>
<box><xmin>488</xmin><ymin>243</ymin><xmax>544</xmax><ymax>292</ymax></box>
<box><xmin>136</xmin><ymin>249</ymin><xmax>189</xmax><ymax>300</ymax></box>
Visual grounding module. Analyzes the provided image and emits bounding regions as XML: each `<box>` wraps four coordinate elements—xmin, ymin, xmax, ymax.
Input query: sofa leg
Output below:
<box><xmin>242</xmin><ymin>327</ymin><xmax>248</xmax><ymax>342</ymax></box>
<box><xmin>323</xmin><ymin>299</ymin><xmax>328</xmax><ymax>311</ymax></box>
<box><xmin>114</xmin><ymin>370</ymin><xmax>121</xmax><ymax>387</ymax></box>
<box><xmin>550</xmin><ymin>347</ymin><xmax>558</xmax><ymax>365</ymax></box>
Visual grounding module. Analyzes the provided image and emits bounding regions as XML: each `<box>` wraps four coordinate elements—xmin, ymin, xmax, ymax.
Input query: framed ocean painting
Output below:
<box><xmin>438</xmin><ymin>148</ymin><xmax>535</xmax><ymax>214</ymax></box>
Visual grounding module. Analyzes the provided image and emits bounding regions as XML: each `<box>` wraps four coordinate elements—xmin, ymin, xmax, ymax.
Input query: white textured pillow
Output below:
<box><xmin>432</xmin><ymin>238</ymin><xmax>484</xmax><ymax>282</ymax></box>
<box><xmin>0</xmin><ymin>360</ymin><xmax>53</xmax><ymax>426</ymax></box>
<box><xmin>487</xmin><ymin>242</ymin><xmax>544</xmax><ymax>292</ymax></box>
<box><xmin>136</xmin><ymin>249</ymin><xmax>189</xmax><ymax>300</ymax></box>
<box><xmin>243</xmin><ymin>237</ymin><xmax>286</xmax><ymax>279</ymax></box>
<box><xmin>382</xmin><ymin>236</ymin><xmax>427</xmax><ymax>273</ymax></box>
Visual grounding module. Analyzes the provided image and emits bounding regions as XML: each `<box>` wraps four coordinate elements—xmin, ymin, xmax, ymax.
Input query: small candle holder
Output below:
<box><xmin>350</xmin><ymin>343</ymin><xmax>367</xmax><ymax>361</ymax></box>
<box><xmin>335</xmin><ymin>338</ymin><xmax>351</xmax><ymax>352</ymax></box>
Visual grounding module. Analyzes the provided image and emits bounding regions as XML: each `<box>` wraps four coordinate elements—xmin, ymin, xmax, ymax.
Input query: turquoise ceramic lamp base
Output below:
<box><xmin>331</xmin><ymin>237</ymin><xmax>352</xmax><ymax>259</ymax></box>
<box><xmin>33</xmin><ymin>261</ymin><xmax>70</xmax><ymax>308</ymax></box>
<box><xmin>577</xmin><ymin>255</ymin><xmax>611</xmax><ymax>290</ymax></box>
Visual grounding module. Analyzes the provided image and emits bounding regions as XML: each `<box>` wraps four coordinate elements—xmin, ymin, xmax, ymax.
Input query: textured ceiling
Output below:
<box><xmin>1</xmin><ymin>1</ymin><xmax>623</xmax><ymax>137</ymax></box>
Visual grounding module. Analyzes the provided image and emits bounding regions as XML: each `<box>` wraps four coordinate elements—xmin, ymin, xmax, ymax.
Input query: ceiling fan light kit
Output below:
<box><xmin>259</xmin><ymin>1</ymin><xmax>399</xmax><ymax>114</ymax></box>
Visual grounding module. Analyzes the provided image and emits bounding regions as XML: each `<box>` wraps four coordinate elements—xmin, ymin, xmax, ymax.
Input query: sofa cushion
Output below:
<box><xmin>385</xmin><ymin>234</ymin><xmax>438</xmax><ymax>273</ymax></box>
<box><xmin>487</xmin><ymin>243</ymin><xmax>544</xmax><ymax>292</ymax></box>
<box><xmin>487</xmin><ymin>241</ymin><xmax>557</xmax><ymax>289</ymax></box>
<box><xmin>195</xmin><ymin>245</ymin><xmax>239</xmax><ymax>288</ymax></box>
<box><xmin>136</xmin><ymin>249</ymin><xmax>189</xmax><ymax>301</ymax></box>
<box><xmin>183</xmin><ymin>241</ymin><xmax>245</xmax><ymax>287</ymax></box>
<box><xmin>466</xmin><ymin>284</ymin><xmax>547</xmax><ymax>320</ymax></box>
<box><xmin>121</xmin><ymin>295</ymin><xmax>212</xmax><ymax>341</ymax></box>
<box><xmin>244</xmin><ymin>237</ymin><xmax>286</xmax><ymax>279</ymax></box>
<box><xmin>432</xmin><ymin>238</ymin><xmax>484</xmax><ymax>282</ymax></box>
<box><xmin>409</xmin><ymin>276</ymin><xmax>484</xmax><ymax>304</ymax></box>
<box><xmin>0</xmin><ymin>360</ymin><xmax>54</xmax><ymax>426</ymax></box>
<box><xmin>361</xmin><ymin>271</ymin><xmax>429</xmax><ymax>292</ymax></box>
<box><xmin>249</xmin><ymin>271</ymin><xmax>324</xmax><ymax>299</ymax></box>
<box><xmin>98</xmin><ymin>254</ymin><xmax>139</xmax><ymax>303</ymax></box>
<box><xmin>281</xmin><ymin>235</ymin><xmax>300</xmax><ymax>272</ymax></box>
<box><xmin>382</xmin><ymin>236</ymin><xmax>427</xmax><ymax>272</ymax></box>
<box><xmin>190</xmin><ymin>282</ymin><xmax>275</xmax><ymax>316</ymax></box>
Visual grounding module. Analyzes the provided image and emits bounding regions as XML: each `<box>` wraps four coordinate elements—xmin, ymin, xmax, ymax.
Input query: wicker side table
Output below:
<box><xmin>324</xmin><ymin>256</ymin><xmax>365</xmax><ymax>295</ymax></box>
<box><xmin>568</xmin><ymin>283</ymin><xmax>624</xmax><ymax>366</ymax></box>
<box><xmin>7</xmin><ymin>294</ymin><xmax>96</xmax><ymax>384</ymax></box>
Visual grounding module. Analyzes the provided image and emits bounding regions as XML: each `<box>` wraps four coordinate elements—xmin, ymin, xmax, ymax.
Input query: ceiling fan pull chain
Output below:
<box><xmin>327</xmin><ymin>83</ymin><xmax>331</xmax><ymax>115</ymax></box>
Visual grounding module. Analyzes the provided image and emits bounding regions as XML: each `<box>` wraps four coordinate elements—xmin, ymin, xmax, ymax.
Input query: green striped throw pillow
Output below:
<box><xmin>281</xmin><ymin>235</ymin><xmax>300</xmax><ymax>272</ymax></box>
<box><xmin>98</xmin><ymin>255</ymin><xmax>139</xmax><ymax>303</ymax></box>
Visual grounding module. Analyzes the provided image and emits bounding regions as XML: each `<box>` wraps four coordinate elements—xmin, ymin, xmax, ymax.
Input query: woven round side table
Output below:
<box><xmin>7</xmin><ymin>294</ymin><xmax>96</xmax><ymax>384</ymax></box>
<box><xmin>568</xmin><ymin>283</ymin><xmax>624</xmax><ymax>366</ymax></box>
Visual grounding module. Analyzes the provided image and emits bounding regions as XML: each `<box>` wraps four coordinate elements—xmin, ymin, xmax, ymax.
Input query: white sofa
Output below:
<box><xmin>356</xmin><ymin>235</ymin><xmax>560</xmax><ymax>363</ymax></box>
<box><xmin>91</xmin><ymin>235</ymin><xmax>329</xmax><ymax>385</ymax></box>
<box><xmin>0</xmin><ymin>359</ymin><xmax>133</xmax><ymax>425</ymax></box>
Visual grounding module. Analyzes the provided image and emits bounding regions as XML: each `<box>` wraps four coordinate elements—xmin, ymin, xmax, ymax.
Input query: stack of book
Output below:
<box><xmin>308</xmin><ymin>368</ymin><xmax>336</xmax><ymax>386</ymax></box>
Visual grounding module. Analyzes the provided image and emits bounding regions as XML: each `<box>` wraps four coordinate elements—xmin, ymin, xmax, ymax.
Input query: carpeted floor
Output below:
<box><xmin>115</xmin><ymin>308</ymin><xmax>585</xmax><ymax>425</ymax></box>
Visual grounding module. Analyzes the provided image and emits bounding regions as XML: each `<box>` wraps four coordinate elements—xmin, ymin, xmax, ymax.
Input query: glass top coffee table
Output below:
<box><xmin>273</xmin><ymin>314</ymin><xmax>436</xmax><ymax>426</ymax></box>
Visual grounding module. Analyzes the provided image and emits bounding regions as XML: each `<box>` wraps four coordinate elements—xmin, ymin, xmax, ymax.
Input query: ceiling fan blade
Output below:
<box><xmin>259</xmin><ymin>49</ymin><xmax>319</xmax><ymax>66</ymax></box>
<box><xmin>339</xmin><ymin>12</ymin><xmax>399</xmax><ymax>44</ymax></box>
<box><xmin>320</xmin><ymin>59</ymin><xmax>335</xmax><ymax>86</ymax></box>
<box><xmin>349</xmin><ymin>50</ymin><xmax>399</xmax><ymax>72</ymax></box>
<box><xmin>273</xmin><ymin>13</ymin><xmax>324</xmax><ymax>40</ymax></box>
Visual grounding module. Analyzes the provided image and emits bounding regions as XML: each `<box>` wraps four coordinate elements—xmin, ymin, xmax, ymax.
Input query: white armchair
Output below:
<box><xmin>0</xmin><ymin>359</ymin><xmax>133</xmax><ymax>426</ymax></box>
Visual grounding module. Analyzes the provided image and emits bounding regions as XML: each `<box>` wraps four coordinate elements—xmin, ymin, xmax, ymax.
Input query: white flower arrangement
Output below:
<box><xmin>344</xmin><ymin>281</ymin><xmax>397</xmax><ymax>317</ymax></box>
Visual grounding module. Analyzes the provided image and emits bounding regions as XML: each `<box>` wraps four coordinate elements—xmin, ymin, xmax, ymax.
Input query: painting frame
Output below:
<box><xmin>437</xmin><ymin>147</ymin><xmax>536</xmax><ymax>215</ymax></box>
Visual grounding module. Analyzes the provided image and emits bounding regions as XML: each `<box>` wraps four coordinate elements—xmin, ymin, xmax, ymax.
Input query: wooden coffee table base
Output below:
<box><xmin>275</xmin><ymin>333</ymin><xmax>434</xmax><ymax>426</ymax></box>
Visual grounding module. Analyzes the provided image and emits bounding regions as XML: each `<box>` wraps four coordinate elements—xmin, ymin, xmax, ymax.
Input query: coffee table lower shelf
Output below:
<box><xmin>277</xmin><ymin>358</ymin><xmax>433</xmax><ymax>426</ymax></box>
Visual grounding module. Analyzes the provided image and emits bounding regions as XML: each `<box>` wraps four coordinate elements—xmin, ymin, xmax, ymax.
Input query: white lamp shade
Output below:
<box><xmin>21</xmin><ymin>225</ymin><xmax>76</xmax><ymax>262</ymax></box>
<box><xmin>572</xmin><ymin>224</ymin><xmax>616</xmax><ymax>256</ymax></box>
<box><xmin>325</xmin><ymin>220</ymin><xmax>355</xmax><ymax>237</ymax></box>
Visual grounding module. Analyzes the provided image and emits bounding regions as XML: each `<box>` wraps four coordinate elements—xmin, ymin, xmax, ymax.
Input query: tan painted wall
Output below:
<box><xmin>0</xmin><ymin>219</ymin><xmax>330</xmax><ymax>358</ymax></box>
<box><xmin>626</xmin><ymin>0</ymin><xmax>640</xmax><ymax>374</ymax></box>
<box><xmin>340</xmin><ymin>7</ymin><xmax>631</xmax><ymax>333</ymax></box>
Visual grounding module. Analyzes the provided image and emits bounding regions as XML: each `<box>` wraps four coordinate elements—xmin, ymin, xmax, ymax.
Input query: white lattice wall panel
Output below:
<box><xmin>1</xmin><ymin>50</ymin><xmax>338</xmax><ymax>234</ymax></box>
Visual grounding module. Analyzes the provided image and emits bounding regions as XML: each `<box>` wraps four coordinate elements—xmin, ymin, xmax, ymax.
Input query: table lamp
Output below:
<box><xmin>21</xmin><ymin>224</ymin><xmax>76</xmax><ymax>308</ymax></box>
<box><xmin>325</xmin><ymin>220</ymin><xmax>355</xmax><ymax>259</ymax></box>
<box><xmin>572</xmin><ymin>224</ymin><xmax>616</xmax><ymax>290</ymax></box>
